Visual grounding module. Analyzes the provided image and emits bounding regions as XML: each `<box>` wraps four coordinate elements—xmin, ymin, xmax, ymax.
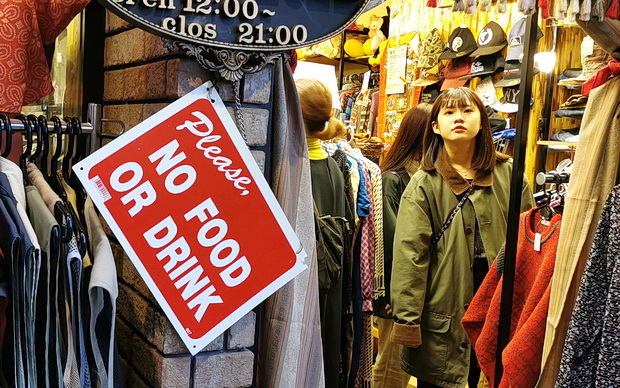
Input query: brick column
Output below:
<box><xmin>104</xmin><ymin>11</ymin><xmax>273</xmax><ymax>388</ymax></box>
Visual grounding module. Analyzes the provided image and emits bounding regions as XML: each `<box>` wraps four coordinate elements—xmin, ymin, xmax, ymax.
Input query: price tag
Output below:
<box><xmin>534</xmin><ymin>233</ymin><xmax>542</xmax><ymax>252</ymax></box>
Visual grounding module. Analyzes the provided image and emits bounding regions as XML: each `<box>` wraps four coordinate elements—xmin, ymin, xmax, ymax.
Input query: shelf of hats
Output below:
<box><xmin>296</xmin><ymin>0</ymin><xmax>611</xmax><ymax>183</ymax></box>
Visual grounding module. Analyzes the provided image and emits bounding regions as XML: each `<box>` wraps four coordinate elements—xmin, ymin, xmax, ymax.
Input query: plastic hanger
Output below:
<box><xmin>37</xmin><ymin>115</ymin><xmax>49</xmax><ymax>176</ymax></box>
<box><xmin>62</xmin><ymin>116</ymin><xmax>76</xmax><ymax>175</ymax></box>
<box><xmin>27</xmin><ymin>115</ymin><xmax>43</xmax><ymax>167</ymax></box>
<box><xmin>68</xmin><ymin>118</ymin><xmax>87</xmax><ymax>213</ymax></box>
<box><xmin>50</xmin><ymin>116</ymin><xmax>63</xmax><ymax>175</ymax></box>
<box><xmin>15</xmin><ymin>114</ymin><xmax>33</xmax><ymax>183</ymax></box>
<box><xmin>0</xmin><ymin>114</ymin><xmax>12</xmax><ymax>158</ymax></box>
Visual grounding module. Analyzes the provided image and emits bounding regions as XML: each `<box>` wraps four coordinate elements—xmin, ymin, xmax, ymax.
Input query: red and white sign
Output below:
<box><xmin>74</xmin><ymin>82</ymin><xmax>307</xmax><ymax>354</ymax></box>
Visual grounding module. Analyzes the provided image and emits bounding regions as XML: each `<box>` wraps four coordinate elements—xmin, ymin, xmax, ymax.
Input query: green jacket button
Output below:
<box><xmin>460</xmin><ymin>341</ymin><xmax>468</xmax><ymax>349</ymax></box>
<box><xmin>465</xmin><ymin>226</ymin><xmax>473</xmax><ymax>233</ymax></box>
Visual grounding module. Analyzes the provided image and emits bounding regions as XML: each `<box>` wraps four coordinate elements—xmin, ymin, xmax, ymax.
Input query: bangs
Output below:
<box><xmin>437</xmin><ymin>88</ymin><xmax>477</xmax><ymax>110</ymax></box>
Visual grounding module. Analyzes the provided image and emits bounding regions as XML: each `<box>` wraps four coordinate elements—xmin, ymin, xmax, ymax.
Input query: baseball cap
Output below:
<box><xmin>412</xmin><ymin>65</ymin><xmax>443</xmax><ymax>86</ymax></box>
<box><xmin>439</xmin><ymin>26</ymin><xmax>478</xmax><ymax>60</ymax></box>
<box><xmin>506</xmin><ymin>18</ymin><xmax>544</xmax><ymax>62</ymax></box>
<box><xmin>441</xmin><ymin>57</ymin><xmax>471</xmax><ymax>91</ymax></box>
<box><xmin>418</xmin><ymin>28</ymin><xmax>445</xmax><ymax>69</ymax></box>
<box><xmin>492</xmin><ymin>85</ymin><xmax>534</xmax><ymax>113</ymax></box>
<box><xmin>421</xmin><ymin>83</ymin><xmax>441</xmax><ymax>103</ymax></box>
<box><xmin>492</xmin><ymin>86</ymin><xmax>520</xmax><ymax>113</ymax></box>
<box><xmin>459</xmin><ymin>52</ymin><xmax>505</xmax><ymax>80</ymax></box>
<box><xmin>494</xmin><ymin>60</ymin><xmax>540</xmax><ymax>87</ymax></box>
<box><xmin>470</xmin><ymin>21</ymin><xmax>508</xmax><ymax>57</ymax></box>
<box><xmin>475</xmin><ymin>76</ymin><xmax>498</xmax><ymax>106</ymax></box>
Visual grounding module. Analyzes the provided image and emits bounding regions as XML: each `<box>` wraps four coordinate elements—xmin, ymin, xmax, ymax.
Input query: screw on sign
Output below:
<box><xmin>74</xmin><ymin>82</ymin><xmax>306</xmax><ymax>353</ymax></box>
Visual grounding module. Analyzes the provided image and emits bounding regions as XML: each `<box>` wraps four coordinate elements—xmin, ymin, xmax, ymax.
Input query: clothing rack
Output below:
<box><xmin>494</xmin><ymin>10</ymin><xmax>540</xmax><ymax>388</ymax></box>
<box><xmin>4</xmin><ymin>103</ymin><xmax>123</xmax><ymax>154</ymax></box>
<box><xmin>535</xmin><ymin>171</ymin><xmax>571</xmax><ymax>185</ymax></box>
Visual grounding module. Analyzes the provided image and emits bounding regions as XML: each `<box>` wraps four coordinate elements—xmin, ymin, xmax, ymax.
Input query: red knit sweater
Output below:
<box><xmin>462</xmin><ymin>209</ymin><xmax>561</xmax><ymax>388</ymax></box>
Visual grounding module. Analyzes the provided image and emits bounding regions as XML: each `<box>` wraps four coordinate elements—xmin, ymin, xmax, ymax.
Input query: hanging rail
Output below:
<box><xmin>4</xmin><ymin>103</ymin><xmax>125</xmax><ymax>154</ymax></box>
<box><xmin>535</xmin><ymin>171</ymin><xmax>570</xmax><ymax>185</ymax></box>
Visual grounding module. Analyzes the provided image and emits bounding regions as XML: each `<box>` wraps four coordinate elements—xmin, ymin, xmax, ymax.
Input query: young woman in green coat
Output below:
<box><xmin>373</xmin><ymin>103</ymin><xmax>432</xmax><ymax>388</ymax></box>
<box><xmin>390</xmin><ymin>87</ymin><xmax>534</xmax><ymax>388</ymax></box>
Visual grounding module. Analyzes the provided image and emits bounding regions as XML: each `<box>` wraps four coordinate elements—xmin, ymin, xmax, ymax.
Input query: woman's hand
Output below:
<box><xmin>385</xmin><ymin>304</ymin><xmax>393</xmax><ymax>315</ymax></box>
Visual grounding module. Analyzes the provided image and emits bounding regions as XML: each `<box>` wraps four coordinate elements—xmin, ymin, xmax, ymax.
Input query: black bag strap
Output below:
<box><xmin>430</xmin><ymin>184</ymin><xmax>474</xmax><ymax>246</ymax></box>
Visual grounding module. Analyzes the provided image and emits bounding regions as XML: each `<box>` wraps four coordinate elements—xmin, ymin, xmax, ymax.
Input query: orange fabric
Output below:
<box><xmin>0</xmin><ymin>0</ymin><xmax>89</xmax><ymax>113</ymax></box>
<box><xmin>462</xmin><ymin>210</ymin><xmax>561</xmax><ymax>388</ymax></box>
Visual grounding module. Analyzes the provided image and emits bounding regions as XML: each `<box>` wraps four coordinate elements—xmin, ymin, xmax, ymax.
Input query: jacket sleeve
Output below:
<box><xmin>380</xmin><ymin>172</ymin><xmax>403</xmax><ymax>309</ymax></box>
<box><xmin>390</xmin><ymin>181</ymin><xmax>433</xmax><ymax>348</ymax></box>
<box><xmin>520</xmin><ymin>176</ymin><xmax>535</xmax><ymax>211</ymax></box>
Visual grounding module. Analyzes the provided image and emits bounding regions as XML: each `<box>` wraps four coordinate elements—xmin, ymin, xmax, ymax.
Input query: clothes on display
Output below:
<box><xmin>539</xmin><ymin>67</ymin><xmax>620</xmax><ymax>388</ymax></box>
<box><xmin>555</xmin><ymin>185</ymin><xmax>620</xmax><ymax>388</ymax></box>
<box><xmin>463</xmin><ymin>209</ymin><xmax>561</xmax><ymax>388</ymax></box>
<box><xmin>0</xmin><ymin>129</ymin><xmax>121</xmax><ymax>388</ymax></box>
<box><xmin>0</xmin><ymin>0</ymin><xmax>89</xmax><ymax>113</ymax></box>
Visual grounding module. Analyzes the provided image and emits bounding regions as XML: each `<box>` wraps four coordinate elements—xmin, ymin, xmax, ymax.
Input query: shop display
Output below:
<box><xmin>439</xmin><ymin>26</ymin><xmax>478</xmax><ymax>59</ymax></box>
<box><xmin>470</xmin><ymin>21</ymin><xmax>508</xmax><ymax>57</ymax></box>
<box><xmin>5</xmin><ymin>0</ymin><xmax>620</xmax><ymax>387</ymax></box>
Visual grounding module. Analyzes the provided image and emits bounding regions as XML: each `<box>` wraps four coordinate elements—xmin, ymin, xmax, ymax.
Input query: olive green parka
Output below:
<box><xmin>390</xmin><ymin>149</ymin><xmax>534</xmax><ymax>388</ymax></box>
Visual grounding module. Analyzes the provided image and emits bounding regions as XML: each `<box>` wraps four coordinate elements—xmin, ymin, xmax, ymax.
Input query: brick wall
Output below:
<box><xmin>104</xmin><ymin>10</ymin><xmax>273</xmax><ymax>387</ymax></box>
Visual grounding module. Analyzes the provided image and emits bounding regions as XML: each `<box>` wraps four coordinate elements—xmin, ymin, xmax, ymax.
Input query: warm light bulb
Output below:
<box><xmin>534</xmin><ymin>52</ymin><xmax>557</xmax><ymax>74</ymax></box>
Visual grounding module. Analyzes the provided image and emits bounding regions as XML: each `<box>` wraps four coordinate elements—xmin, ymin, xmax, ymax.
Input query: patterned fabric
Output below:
<box><xmin>366</xmin><ymin>161</ymin><xmax>385</xmax><ymax>301</ymax></box>
<box><xmin>257</xmin><ymin>57</ymin><xmax>325</xmax><ymax>388</ymax></box>
<box><xmin>462</xmin><ymin>209</ymin><xmax>561</xmax><ymax>388</ymax></box>
<box><xmin>555</xmin><ymin>186</ymin><xmax>620</xmax><ymax>388</ymax></box>
<box><xmin>539</xmin><ymin>74</ymin><xmax>620</xmax><ymax>388</ymax></box>
<box><xmin>0</xmin><ymin>0</ymin><xmax>89</xmax><ymax>113</ymax></box>
<box><xmin>358</xmin><ymin>159</ymin><xmax>376</xmax><ymax>312</ymax></box>
<box><xmin>355</xmin><ymin>315</ymin><xmax>374</xmax><ymax>388</ymax></box>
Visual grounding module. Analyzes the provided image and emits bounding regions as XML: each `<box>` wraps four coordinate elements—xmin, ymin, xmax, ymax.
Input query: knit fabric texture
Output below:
<box><xmin>462</xmin><ymin>209</ymin><xmax>561</xmax><ymax>388</ymax></box>
<box><xmin>555</xmin><ymin>185</ymin><xmax>620</xmax><ymax>387</ymax></box>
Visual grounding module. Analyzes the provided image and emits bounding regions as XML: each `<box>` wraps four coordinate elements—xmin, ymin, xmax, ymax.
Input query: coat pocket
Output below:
<box><xmin>414</xmin><ymin>312</ymin><xmax>451</xmax><ymax>374</ymax></box>
<box><xmin>421</xmin><ymin>312</ymin><xmax>451</xmax><ymax>333</ymax></box>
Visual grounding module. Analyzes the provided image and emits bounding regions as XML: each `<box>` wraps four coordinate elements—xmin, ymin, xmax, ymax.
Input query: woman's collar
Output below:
<box><xmin>435</xmin><ymin>148</ymin><xmax>493</xmax><ymax>195</ymax></box>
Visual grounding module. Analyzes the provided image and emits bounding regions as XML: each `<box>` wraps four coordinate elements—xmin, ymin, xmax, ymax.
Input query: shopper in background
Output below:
<box><xmin>373</xmin><ymin>103</ymin><xmax>432</xmax><ymax>388</ymax></box>
<box><xmin>295</xmin><ymin>78</ymin><xmax>352</xmax><ymax>388</ymax></box>
<box><xmin>390</xmin><ymin>87</ymin><xmax>534</xmax><ymax>388</ymax></box>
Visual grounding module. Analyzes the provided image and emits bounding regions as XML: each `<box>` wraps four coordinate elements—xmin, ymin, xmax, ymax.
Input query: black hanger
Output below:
<box><xmin>0</xmin><ymin>114</ymin><xmax>12</xmax><ymax>158</ymax></box>
<box><xmin>62</xmin><ymin>116</ymin><xmax>76</xmax><ymax>175</ymax></box>
<box><xmin>37</xmin><ymin>115</ymin><xmax>49</xmax><ymax>176</ymax></box>
<box><xmin>68</xmin><ymin>118</ymin><xmax>87</xmax><ymax>213</ymax></box>
<box><xmin>27</xmin><ymin>115</ymin><xmax>43</xmax><ymax>167</ymax></box>
<box><xmin>50</xmin><ymin>116</ymin><xmax>63</xmax><ymax>175</ymax></box>
<box><xmin>49</xmin><ymin>116</ymin><xmax>68</xmax><ymax>203</ymax></box>
<box><xmin>15</xmin><ymin>114</ymin><xmax>32</xmax><ymax>183</ymax></box>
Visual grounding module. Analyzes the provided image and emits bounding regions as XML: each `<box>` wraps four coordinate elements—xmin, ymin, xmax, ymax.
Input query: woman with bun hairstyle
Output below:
<box><xmin>295</xmin><ymin>78</ymin><xmax>352</xmax><ymax>387</ymax></box>
<box><xmin>373</xmin><ymin>103</ymin><xmax>432</xmax><ymax>388</ymax></box>
<box><xmin>390</xmin><ymin>87</ymin><xmax>534</xmax><ymax>388</ymax></box>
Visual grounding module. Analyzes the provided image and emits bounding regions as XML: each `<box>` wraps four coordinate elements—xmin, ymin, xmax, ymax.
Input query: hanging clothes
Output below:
<box><xmin>555</xmin><ymin>185</ymin><xmax>620</xmax><ymax>387</ymax></box>
<box><xmin>462</xmin><ymin>209</ymin><xmax>561</xmax><ymax>388</ymax></box>
<box><xmin>257</xmin><ymin>57</ymin><xmax>325</xmax><ymax>388</ymax></box>
<box><xmin>538</xmin><ymin>74</ymin><xmax>620</xmax><ymax>388</ymax></box>
<box><xmin>0</xmin><ymin>0</ymin><xmax>89</xmax><ymax>113</ymax></box>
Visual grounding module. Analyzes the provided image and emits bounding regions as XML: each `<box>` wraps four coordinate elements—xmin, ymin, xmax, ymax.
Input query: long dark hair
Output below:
<box><xmin>381</xmin><ymin>103</ymin><xmax>432</xmax><ymax>172</ymax></box>
<box><xmin>420</xmin><ymin>87</ymin><xmax>509</xmax><ymax>172</ymax></box>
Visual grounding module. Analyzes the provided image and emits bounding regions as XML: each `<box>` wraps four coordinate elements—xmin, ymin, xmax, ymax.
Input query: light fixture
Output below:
<box><xmin>534</xmin><ymin>52</ymin><xmax>557</xmax><ymax>74</ymax></box>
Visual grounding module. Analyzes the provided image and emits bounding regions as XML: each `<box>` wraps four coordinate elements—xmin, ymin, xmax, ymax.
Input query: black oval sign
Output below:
<box><xmin>99</xmin><ymin>0</ymin><xmax>371</xmax><ymax>51</ymax></box>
